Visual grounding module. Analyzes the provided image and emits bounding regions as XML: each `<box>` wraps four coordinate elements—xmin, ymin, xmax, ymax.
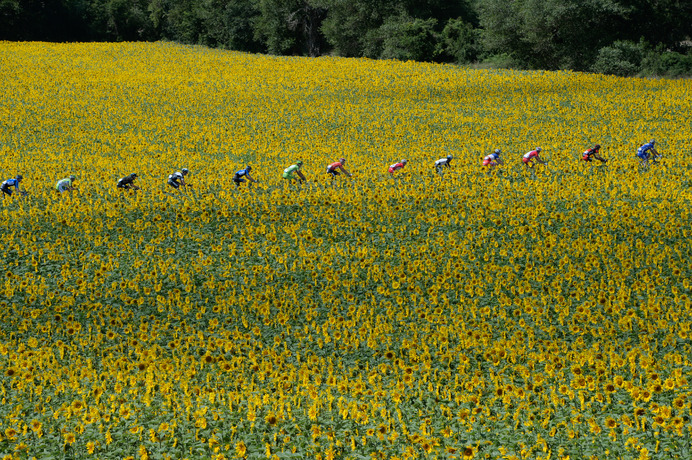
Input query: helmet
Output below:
<box><xmin>16</xmin><ymin>174</ymin><xmax>23</xmax><ymax>180</ymax></box>
<box><xmin>69</xmin><ymin>175</ymin><xmax>76</xmax><ymax>181</ymax></box>
<box><xmin>339</xmin><ymin>158</ymin><xmax>346</xmax><ymax>164</ymax></box>
<box><xmin>297</xmin><ymin>161</ymin><xmax>303</xmax><ymax>166</ymax></box>
<box><xmin>594</xmin><ymin>144</ymin><xmax>601</xmax><ymax>149</ymax></box>
<box><xmin>131</xmin><ymin>173</ymin><xmax>138</xmax><ymax>178</ymax></box>
<box><xmin>246</xmin><ymin>166</ymin><xmax>252</xmax><ymax>172</ymax></box>
<box><xmin>650</xmin><ymin>139</ymin><xmax>655</xmax><ymax>145</ymax></box>
<box><xmin>494</xmin><ymin>149</ymin><xmax>501</xmax><ymax>155</ymax></box>
<box><xmin>402</xmin><ymin>159</ymin><xmax>407</xmax><ymax>164</ymax></box>
<box><xmin>536</xmin><ymin>147</ymin><xmax>542</xmax><ymax>152</ymax></box>
<box><xmin>182</xmin><ymin>168</ymin><xmax>189</xmax><ymax>175</ymax></box>
<box><xmin>447</xmin><ymin>155</ymin><xmax>453</xmax><ymax>160</ymax></box>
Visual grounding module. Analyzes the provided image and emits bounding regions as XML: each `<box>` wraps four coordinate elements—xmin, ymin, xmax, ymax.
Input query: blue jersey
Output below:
<box><xmin>235</xmin><ymin>169</ymin><xmax>249</xmax><ymax>178</ymax></box>
<box><xmin>2</xmin><ymin>178</ymin><xmax>20</xmax><ymax>190</ymax></box>
<box><xmin>637</xmin><ymin>143</ymin><xmax>655</xmax><ymax>157</ymax></box>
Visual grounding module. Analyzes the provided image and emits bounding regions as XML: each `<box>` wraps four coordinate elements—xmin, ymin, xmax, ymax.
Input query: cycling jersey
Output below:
<box><xmin>388</xmin><ymin>162</ymin><xmax>405</xmax><ymax>174</ymax></box>
<box><xmin>168</xmin><ymin>172</ymin><xmax>184</xmax><ymax>189</ymax></box>
<box><xmin>1</xmin><ymin>178</ymin><xmax>19</xmax><ymax>190</ymax></box>
<box><xmin>435</xmin><ymin>158</ymin><xmax>450</xmax><ymax>167</ymax></box>
<box><xmin>56</xmin><ymin>178</ymin><xmax>72</xmax><ymax>192</ymax></box>
<box><xmin>582</xmin><ymin>148</ymin><xmax>600</xmax><ymax>161</ymax></box>
<box><xmin>523</xmin><ymin>150</ymin><xmax>539</xmax><ymax>163</ymax></box>
<box><xmin>117</xmin><ymin>175</ymin><xmax>135</xmax><ymax>188</ymax></box>
<box><xmin>283</xmin><ymin>164</ymin><xmax>301</xmax><ymax>179</ymax></box>
<box><xmin>483</xmin><ymin>154</ymin><xmax>499</xmax><ymax>166</ymax></box>
<box><xmin>233</xmin><ymin>169</ymin><xmax>251</xmax><ymax>184</ymax></box>
<box><xmin>327</xmin><ymin>162</ymin><xmax>342</xmax><ymax>172</ymax></box>
<box><xmin>1</xmin><ymin>178</ymin><xmax>20</xmax><ymax>196</ymax></box>
<box><xmin>637</xmin><ymin>143</ymin><xmax>655</xmax><ymax>159</ymax></box>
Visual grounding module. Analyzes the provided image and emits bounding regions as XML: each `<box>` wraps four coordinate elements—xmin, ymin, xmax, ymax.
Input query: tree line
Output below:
<box><xmin>1</xmin><ymin>0</ymin><xmax>691</xmax><ymax>76</ymax></box>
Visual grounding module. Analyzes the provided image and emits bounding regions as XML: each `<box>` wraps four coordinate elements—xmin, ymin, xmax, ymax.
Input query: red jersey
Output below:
<box><xmin>388</xmin><ymin>162</ymin><xmax>405</xmax><ymax>173</ymax></box>
<box><xmin>582</xmin><ymin>148</ymin><xmax>599</xmax><ymax>160</ymax></box>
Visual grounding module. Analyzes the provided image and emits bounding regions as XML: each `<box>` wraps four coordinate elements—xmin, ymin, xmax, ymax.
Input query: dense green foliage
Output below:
<box><xmin>1</xmin><ymin>0</ymin><xmax>690</xmax><ymax>75</ymax></box>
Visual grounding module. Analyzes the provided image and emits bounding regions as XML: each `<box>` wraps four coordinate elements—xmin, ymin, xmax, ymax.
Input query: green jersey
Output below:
<box><xmin>282</xmin><ymin>164</ymin><xmax>301</xmax><ymax>179</ymax></box>
<box><xmin>56</xmin><ymin>178</ymin><xmax>72</xmax><ymax>191</ymax></box>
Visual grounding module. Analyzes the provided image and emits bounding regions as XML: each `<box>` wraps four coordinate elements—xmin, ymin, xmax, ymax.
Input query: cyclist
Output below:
<box><xmin>435</xmin><ymin>155</ymin><xmax>453</xmax><ymax>175</ymax></box>
<box><xmin>234</xmin><ymin>166</ymin><xmax>257</xmax><ymax>187</ymax></box>
<box><xmin>56</xmin><ymin>175</ymin><xmax>77</xmax><ymax>193</ymax></box>
<box><xmin>283</xmin><ymin>161</ymin><xmax>306</xmax><ymax>183</ymax></box>
<box><xmin>483</xmin><ymin>149</ymin><xmax>504</xmax><ymax>168</ymax></box>
<box><xmin>388</xmin><ymin>159</ymin><xmax>407</xmax><ymax>175</ymax></box>
<box><xmin>327</xmin><ymin>158</ymin><xmax>352</xmax><ymax>178</ymax></box>
<box><xmin>582</xmin><ymin>144</ymin><xmax>606</xmax><ymax>163</ymax></box>
<box><xmin>117</xmin><ymin>173</ymin><xmax>140</xmax><ymax>190</ymax></box>
<box><xmin>523</xmin><ymin>148</ymin><xmax>547</xmax><ymax>167</ymax></box>
<box><xmin>636</xmin><ymin>140</ymin><xmax>659</xmax><ymax>167</ymax></box>
<box><xmin>1</xmin><ymin>175</ymin><xmax>24</xmax><ymax>198</ymax></box>
<box><xmin>168</xmin><ymin>168</ymin><xmax>189</xmax><ymax>189</ymax></box>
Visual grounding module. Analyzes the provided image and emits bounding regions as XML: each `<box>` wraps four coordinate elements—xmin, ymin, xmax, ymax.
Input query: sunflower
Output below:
<box><xmin>30</xmin><ymin>420</ymin><xmax>42</xmax><ymax>432</ymax></box>
<box><xmin>71</xmin><ymin>400</ymin><xmax>85</xmax><ymax>412</ymax></box>
<box><xmin>462</xmin><ymin>446</ymin><xmax>476</xmax><ymax>459</ymax></box>
<box><xmin>265</xmin><ymin>413</ymin><xmax>278</xmax><ymax>426</ymax></box>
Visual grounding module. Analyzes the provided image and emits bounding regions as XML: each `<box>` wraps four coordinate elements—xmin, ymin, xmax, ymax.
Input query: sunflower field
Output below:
<box><xmin>1</xmin><ymin>41</ymin><xmax>692</xmax><ymax>460</ymax></box>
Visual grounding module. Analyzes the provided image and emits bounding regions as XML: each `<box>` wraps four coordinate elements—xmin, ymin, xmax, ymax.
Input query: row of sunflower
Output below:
<box><xmin>0</xmin><ymin>41</ymin><xmax>691</xmax><ymax>459</ymax></box>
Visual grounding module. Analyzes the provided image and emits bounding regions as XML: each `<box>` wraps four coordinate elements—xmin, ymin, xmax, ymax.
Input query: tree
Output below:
<box><xmin>254</xmin><ymin>0</ymin><xmax>328</xmax><ymax>56</ymax></box>
<box><xmin>88</xmin><ymin>0</ymin><xmax>155</xmax><ymax>41</ymax></box>
<box><xmin>0</xmin><ymin>0</ymin><xmax>22</xmax><ymax>39</ymax></box>
<box><xmin>615</xmin><ymin>0</ymin><xmax>692</xmax><ymax>51</ymax></box>
<box><xmin>478</xmin><ymin>0</ymin><xmax>629</xmax><ymax>70</ymax></box>
<box><xmin>590</xmin><ymin>40</ymin><xmax>644</xmax><ymax>76</ymax></box>
<box><xmin>476</xmin><ymin>0</ymin><xmax>524</xmax><ymax>64</ymax></box>
<box><xmin>401</xmin><ymin>0</ymin><xmax>477</xmax><ymax>27</ymax></box>
<box><xmin>161</xmin><ymin>0</ymin><xmax>207</xmax><ymax>44</ymax></box>
<box><xmin>0</xmin><ymin>0</ymin><xmax>94</xmax><ymax>41</ymax></box>
<box><xmin>438</xmin><ymin>17</ymin><xmax>478</xmax><ymax>63</ymax></box>
<box><xmin>367</xmin><ymin>14</ymin><xmax>439</xmax><ymax>61</ymax></box>
<box><xmin>199</xmin><ymin>0</ymin><xmax>264</xmax><ymax>52</ymax></box>
<box><xmin>320</xmin><ymin>0</ymin><xmax>401</xmax><ymax>57</ymax></box>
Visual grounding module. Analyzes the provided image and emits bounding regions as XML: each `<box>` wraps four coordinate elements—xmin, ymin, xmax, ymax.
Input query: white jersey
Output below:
<box><xmin>435</xmin><ymin>158</ymin><xmax>449</xmax><ymax>166</ymax></box>
<box><xmin>169</xmin><ymin>172</ymin><xmax>184</xmax><ymax>182</ymax></box>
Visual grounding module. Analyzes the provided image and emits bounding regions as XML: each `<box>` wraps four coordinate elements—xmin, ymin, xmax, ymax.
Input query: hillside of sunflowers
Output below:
<box><xmin>1</xmin><ymin>41</ymin><xmax>692</xmax><ymax>459</ymax></box>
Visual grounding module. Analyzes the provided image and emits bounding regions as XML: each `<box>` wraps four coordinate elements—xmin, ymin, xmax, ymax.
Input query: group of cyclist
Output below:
<box><xmin>0</xmin><ymin>140</ymin><xmax>661</xmax><ymax>197</ymax></box>
<box><xmin>478</xmin><ymin>140</ymin><xmax>659</xmax><ymax>170</ymax></box>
